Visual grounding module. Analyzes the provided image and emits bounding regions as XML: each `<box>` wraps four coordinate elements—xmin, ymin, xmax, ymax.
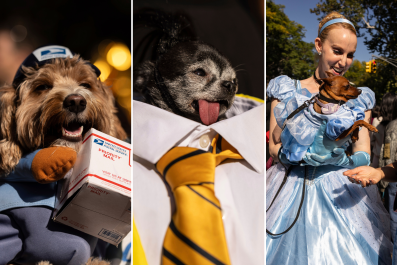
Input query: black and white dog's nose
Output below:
<box><xmin>222</xmin><ymin>81</ymin><xmax>236</xmax><ymax>93</ymax></box>
<box><xmin>63</xmin><ymin>94</ymin><xmax>87</xmax><ymax>114</ymax></box>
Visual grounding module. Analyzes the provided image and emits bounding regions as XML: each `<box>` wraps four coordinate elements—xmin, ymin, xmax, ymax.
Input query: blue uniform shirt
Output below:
<box><xmin>0</xmin><ymin>150</ymin><xmax>57</xmax><ymax>212</ymax></box>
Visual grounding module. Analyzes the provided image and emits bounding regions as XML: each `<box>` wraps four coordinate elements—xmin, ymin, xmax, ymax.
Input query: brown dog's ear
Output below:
<box><xmin>0</xmin><ymin>85</ymin><xmax>23</xmax><ymax>175</ymax></box>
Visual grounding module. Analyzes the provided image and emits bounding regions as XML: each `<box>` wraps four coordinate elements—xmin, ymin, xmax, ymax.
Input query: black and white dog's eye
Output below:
<box><xmin>193</xmin><ymin>69</ymin><xmax>206</xmax><ymax>76</ymax></box>
<box><xmin>36</xmin><ymin>84</ymin><xmax>52</xmax><ymax>91</ymax></box>
<box><xmin>80</xmin><ymin>83</ymin><xmax>91</xmax><ymax>89</ymax></box>
<box><xmin>232</xmin><ymin>78</ymin><xmax>237</xmax><ymax>84</ymax></box>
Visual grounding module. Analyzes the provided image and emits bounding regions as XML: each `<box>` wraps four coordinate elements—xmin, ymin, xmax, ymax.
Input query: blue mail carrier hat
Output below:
<box><xmin>12</xmin><ymin>45</ymin><xmax>101</xmax><ymax>87</ymax></box>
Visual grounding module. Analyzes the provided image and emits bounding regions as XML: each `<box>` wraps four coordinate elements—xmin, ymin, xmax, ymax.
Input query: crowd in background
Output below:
<box><xmin>371</xmin><ymin>92</ymin><xmax>397</xmax><ymax>242</ymax></box>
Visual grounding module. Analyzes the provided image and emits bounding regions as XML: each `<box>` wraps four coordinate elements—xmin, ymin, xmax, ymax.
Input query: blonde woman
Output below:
<box><xmin>266</xmin><ymin>12</ymin><xmax>392</xmax><ymax>264</ymax></box>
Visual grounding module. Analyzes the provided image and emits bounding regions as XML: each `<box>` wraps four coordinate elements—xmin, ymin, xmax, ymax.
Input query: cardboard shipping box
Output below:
<box><xmin>53</xmin><ymin>128</ymin><xmax>131</xmax><ymax>246</ymax></box>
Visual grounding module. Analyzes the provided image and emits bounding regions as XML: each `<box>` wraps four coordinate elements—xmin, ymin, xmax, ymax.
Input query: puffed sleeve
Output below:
<box><xmin>346</xmin><ymin>87</ymin><xmax>375</xmax><ymax>111</ymax></box>
<box><xmin>266</xmin><ymin>75</ymin><xmax>296</xmax><ymax>101</ymax></box>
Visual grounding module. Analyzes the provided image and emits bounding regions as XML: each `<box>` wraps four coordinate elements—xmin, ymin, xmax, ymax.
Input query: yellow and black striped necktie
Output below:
<box><xmin>156</xmin><ymin>135</ymin><xmax>243</xmax><ymax>265</ymax></box>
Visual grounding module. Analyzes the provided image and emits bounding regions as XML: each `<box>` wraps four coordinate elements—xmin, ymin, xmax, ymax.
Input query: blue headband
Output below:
<box><xmin>319</xmin><ymin>18</ymin><xmax>355</xmax><ymax>36</ymax></box>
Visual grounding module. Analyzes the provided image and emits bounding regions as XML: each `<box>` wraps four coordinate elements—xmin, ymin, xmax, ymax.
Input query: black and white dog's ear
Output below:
<box><xmin>133</xmin><ymin>61</ymin><xmax>155</xmax><ymax>93</ymax></box>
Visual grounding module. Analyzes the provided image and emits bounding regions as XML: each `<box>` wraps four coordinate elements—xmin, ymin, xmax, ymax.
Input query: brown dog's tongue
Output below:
<box><xmin>198</xmin><ymin>99</ymin><xmax>220</xmax><ymax>125</ymax></box>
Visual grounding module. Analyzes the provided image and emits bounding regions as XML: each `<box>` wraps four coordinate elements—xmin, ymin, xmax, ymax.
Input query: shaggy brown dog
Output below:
<box><xmin>0</xmin><ymin>55</ymin><xmax>127</xmax><ymax>175</ymax></box>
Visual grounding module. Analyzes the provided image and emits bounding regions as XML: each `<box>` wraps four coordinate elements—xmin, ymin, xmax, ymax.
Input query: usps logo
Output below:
<box><xmin>41</xmin><ymin>48</ymin><xmax>66</xmax><ymax>56</ymax></box>
<box><xmin>33</xmin><ymin>45</ymin><xmax>73</xmax><ymax>61</ymax></box>
<box><xmin>94</xmin><ymin>139</ymin><xmax>104</xmax><ymax>146</ymax></box>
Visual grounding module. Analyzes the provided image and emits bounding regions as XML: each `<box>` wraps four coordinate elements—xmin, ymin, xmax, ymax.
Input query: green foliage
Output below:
<box><xmin>344</xmin><ymin>60</ymin><xmax>395</xmax><ymax>102</ymax></box>
<box><xmin>311</xmin><ymin>0</ymin><xmax>397</xmax><ymax>101</ymax></box>
<box><xmin>266</xmin><ymin>0</ymin><xmax>316</xmax><ymax>84</ymax></box>
<box><xmin>359</xmin><ymin>61</ymin><xmax>397</xmax><ymax>102</ymax></box>
<box><xmin>344</xmin><ymin>60</ymin><xmax>366</xmax><ymax>85</ymax></box>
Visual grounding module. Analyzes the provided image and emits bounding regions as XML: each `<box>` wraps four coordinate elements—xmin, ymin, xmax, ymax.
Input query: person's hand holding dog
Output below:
<box><xmin>31</xmin><ymin>146</ymin><xmax>77</xmax><ymax>184</ymax></box>
<box><xmin>302</xmin><ymin>120</ymin><xmax>370</xmax><ymax>168</ymax></box>
<box><xmin>302</xmin><ymin>120</ymin><xmax>346</xmax><ymax>167</ymax></box>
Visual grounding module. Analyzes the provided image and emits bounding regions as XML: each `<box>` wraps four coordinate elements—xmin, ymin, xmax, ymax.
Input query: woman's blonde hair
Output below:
<box><xmin>318</xmin><ymin>11</ymin><xmax>356</xmax><ymax>42</ymax></box>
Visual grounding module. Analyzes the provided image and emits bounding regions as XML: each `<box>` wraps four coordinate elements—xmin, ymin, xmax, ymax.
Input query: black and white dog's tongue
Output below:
<box><xmin>199</xmin><ymin>99</ymin><xmax>220</xmax><ymax>125</ymax></box>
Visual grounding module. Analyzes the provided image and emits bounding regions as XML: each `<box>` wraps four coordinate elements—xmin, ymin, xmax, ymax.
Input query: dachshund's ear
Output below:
<box><xmin>318</xmin><ymin>71</ymin><xmax>335</xmax><ymax>87</ymax></box>
<box><xmin>0</xmin><ymin>85</ymin><xmax>23</xmax><ymax>175</ymax></box>
<box><xmin>319</xmin><ymin>76</ymin><xmax>333</xmax><ymax>87</ymax></box>
<box><xmin>99</xmin><ymin>81</ymin><xmax>128</xmax><ymax>141</ymax></box>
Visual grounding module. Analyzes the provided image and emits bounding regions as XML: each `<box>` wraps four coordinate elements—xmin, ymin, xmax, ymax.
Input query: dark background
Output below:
<box><xmin>0</xmin><ymin>0</ymin><xmax>130</xmax><ymax>58</ymax></box>
<box><xmin>133</xmin><ymin>0</ymin><xmax>264</xmax><ymax>99</ymax></box>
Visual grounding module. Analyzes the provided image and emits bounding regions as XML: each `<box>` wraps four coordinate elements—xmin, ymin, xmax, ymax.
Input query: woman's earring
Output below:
<box><xmin>318</xmin><ymin>51</ymin><xmax>322</xmax><ymax>56</ymax></box>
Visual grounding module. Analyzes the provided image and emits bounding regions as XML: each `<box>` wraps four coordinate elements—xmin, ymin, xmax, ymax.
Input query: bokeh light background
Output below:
<box><xmin>0</xmin><ymin>0</ymin><xmax>131</xmax><ymax>135</ymax></box>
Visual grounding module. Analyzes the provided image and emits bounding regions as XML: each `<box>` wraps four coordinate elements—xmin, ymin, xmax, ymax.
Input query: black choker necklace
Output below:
<box><xmin>313</xmin><ymin>71</ymin><xmax>322</xmax><ymax>85</ymax></box>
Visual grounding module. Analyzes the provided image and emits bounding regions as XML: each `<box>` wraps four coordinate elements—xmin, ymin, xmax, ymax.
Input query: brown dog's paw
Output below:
<box><xmin>365</xmin><ymin>123</ymin><xmax>378</xmax><ymax>133</ymax></box>
<box><xmin>85</xmin><ymin>257</ymin><xmax>110</xmax><ymax>265</ymax></box>
<box><xmin>336</xmin><ymin>120</ymin><xmax>378</xmax><ymax>142</ymax></box>
<box><xmin>31</xmin><ymin>146</ymin><xmax>77</xmax><ymax>184</ymax></box>
<box><xmin>352</xmin><ymin>120</ymin><xmax>378</xmax><ymax>133</ymax></box>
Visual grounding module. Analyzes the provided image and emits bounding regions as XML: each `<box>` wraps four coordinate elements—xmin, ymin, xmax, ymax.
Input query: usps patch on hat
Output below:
<box><xmin>32</xmin><ymin>45</ymin><xmax>73</xmax><ymax>61</ymax></box>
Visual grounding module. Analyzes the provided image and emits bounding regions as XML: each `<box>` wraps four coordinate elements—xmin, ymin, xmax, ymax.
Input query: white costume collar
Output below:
<box><xmin>133</xmin><ymin>100</ymin><xmax>264</xmax><ymax>173</ymax></box>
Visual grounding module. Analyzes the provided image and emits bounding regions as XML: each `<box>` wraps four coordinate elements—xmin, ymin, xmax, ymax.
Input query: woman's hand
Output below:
<box><xmin>343</xmin><ymin>166</ymin><xmax>383</xmax><ymax>187</ymax></box>
<box><xmin>344</xmin><ymin>162</ymin><xmax>397</xmax><ymax>186</ymax></box>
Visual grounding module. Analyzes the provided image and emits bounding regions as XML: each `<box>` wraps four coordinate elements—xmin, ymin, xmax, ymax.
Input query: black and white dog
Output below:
<box><xmin>134</xmin><ymin>10</ymin><xmax>238</xmax><ymax>125</ymax></box>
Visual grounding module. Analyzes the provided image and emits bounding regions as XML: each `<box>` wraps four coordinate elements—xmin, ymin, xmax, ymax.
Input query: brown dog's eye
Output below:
<box><xmin>193</xmin><ymin>69</ymin><xmax>206</xmax><ymax>76</ymax></box>
<box><xmin>80</xmin><ymin>83</ymin><xmax>91</xmax><ymax>89</ymax></box>
<box><xmin>36</xmin><ymin>84</ymin><xmax>52</xmax><ymax>91</ymax></box>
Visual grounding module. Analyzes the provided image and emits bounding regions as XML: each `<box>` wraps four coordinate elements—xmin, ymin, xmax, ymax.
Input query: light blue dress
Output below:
<box><xmin>266</xmin><ymin>76</ymin><xmax>393</xmax><ymax>265</ymax></box>
<box><xmin>268</xmin><ymin>76</ymin><xmax>369</xmax><ymax>162</ymax></box>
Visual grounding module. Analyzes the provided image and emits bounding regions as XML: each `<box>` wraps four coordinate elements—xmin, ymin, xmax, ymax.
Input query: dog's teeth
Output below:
<box><xmin>62</xmin><ymin>126</ymin><xmax>83</xmax><ymax>138</ymax></box>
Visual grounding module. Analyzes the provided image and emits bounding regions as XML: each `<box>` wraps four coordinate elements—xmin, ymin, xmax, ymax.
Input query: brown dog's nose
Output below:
<box><xmin>64</xmin><ymin>94</ymin><xmax>87</xmax><ymax>114</ymax></box>
<box><xmin>222</xmin><ymin>81</ymin><xmax>236</xmax><ymax>93</ymax></box>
